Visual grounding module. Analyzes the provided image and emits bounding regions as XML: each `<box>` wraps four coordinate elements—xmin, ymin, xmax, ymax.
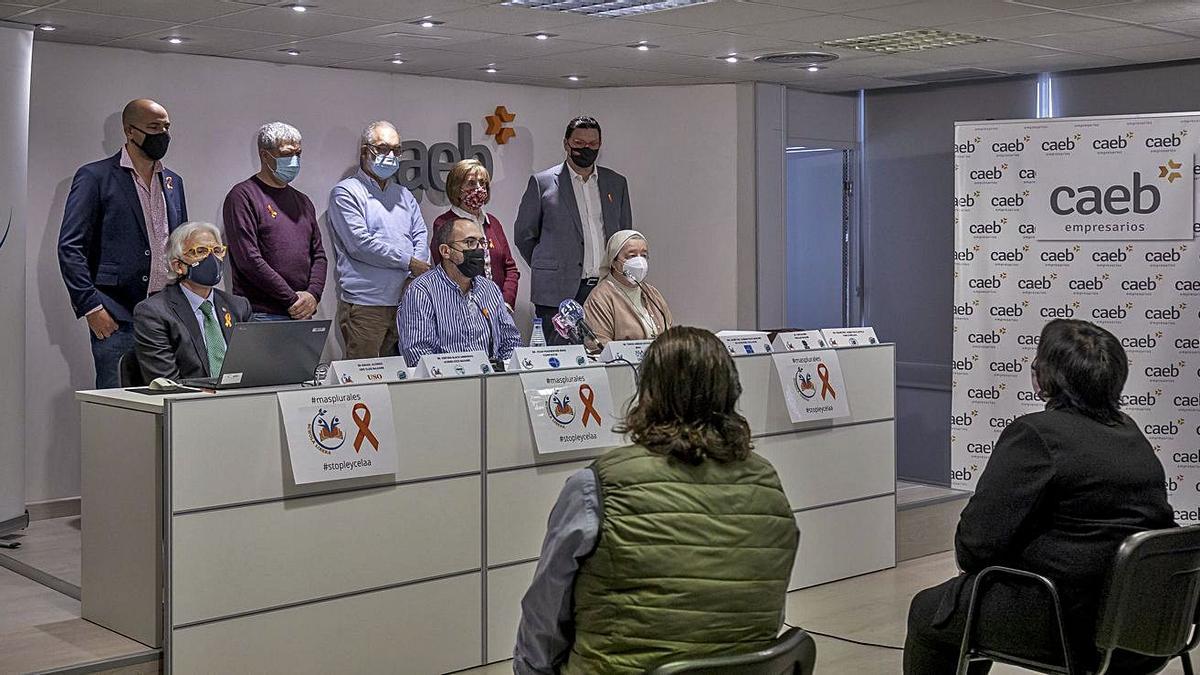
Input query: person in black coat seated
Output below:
<box><xmin>133</xmin><ymin>221</ymin><xmax>252</xmax><ymax>381</ymax></box>
<box><xmin>905</xmin><ymin>318</ymin><xmax>1176</xmax><ymax>674</ymax></box>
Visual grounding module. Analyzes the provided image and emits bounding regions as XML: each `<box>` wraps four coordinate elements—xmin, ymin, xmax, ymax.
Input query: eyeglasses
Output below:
<box><xmin>183</xmin><ymin>244</ymin><xmax>227</xmax><ymax>259</ymax></box>
<box><xmin>568</xmin><ymin>140</ymin><xmax>601</xmax><ymax>149</ymax></box>
<box><xmin>450</xmin><ymin>237</ymin><xmax>490</xmax><ymax>251</ymax></box>
<box><xmin>367</xmin><ymin>143</ymin><xmax>402</xmax><ymax>155</ymax></box>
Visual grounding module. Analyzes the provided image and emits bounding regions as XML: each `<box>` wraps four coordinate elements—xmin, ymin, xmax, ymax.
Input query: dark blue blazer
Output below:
<box><xmin>58</xmin><ymin>150</ymin><xmax>187</xmax><ymax>322</ymax></box>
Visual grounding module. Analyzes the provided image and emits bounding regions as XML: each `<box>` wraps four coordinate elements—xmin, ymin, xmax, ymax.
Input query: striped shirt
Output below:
<box><xmin>397</xmin><ymin>265</ymin><xmax>521</xmax><ymax>367</ymax></box>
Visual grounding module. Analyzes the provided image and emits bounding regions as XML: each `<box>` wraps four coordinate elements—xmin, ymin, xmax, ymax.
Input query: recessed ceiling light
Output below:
<box><xmin>805</xmin><ymin>65</ymin><xmax>824</xmax><ymax>72</ymax></box>
<box><xmin>481</xmin><ymin>66</ymin><xmax>499</xmax><ymax>73</ymax></box>
<box><xmin>281</xmin><ymin>48</ymin><xmax>302</xmax><ymax>56</ymax></box>
<box><xmin>390</xmin><ymin>58</ymin><xmax>405</xmax><ymax>64</ymax></box>
<box><xmin>36</xmin><ymin>24</ymin><xmax>58</xmax><ymax>32</ymax></box>
<box><xmin>506</xmin><ymin>0</ymin><xmax>715</xmax><ymax>18</ymax></box>
<box><xmin>629</xmin><ymin>42</ymin><xmax>658</xmax><ymax>51</ymax></box>
<box><xmin>563</xmin><ymin>74</ymin><xmax>586</xmax><ymax>81</ymax></box>
<box><xmin>161</xmin><ymin>36</ymin><xmax>188</xmax><ymax>44</ymax></box>
<box><xmin>528</xmin><ymin>32</ymin><xmax>556</xmax><ymax>40</ymax></box>
<box><xmin>722</xmin><ymin>55</ymin><xmax>740</xmax><ymax>63</ymax></box>
<box><xmin>285</xmin><ymin>3</ymin><xmax>310</xmax><ymax>12</ymax></box>
<box><xmin>410</xmin><ymin>18</ymin><xmax>444</xmax><ymax>28</ymax></box>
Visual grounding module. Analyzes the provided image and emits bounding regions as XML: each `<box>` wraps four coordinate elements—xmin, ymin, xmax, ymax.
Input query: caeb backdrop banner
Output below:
<box><xmin>952</xmin><ymin>112</ymin><xmax>1200</xmax><ymax>522</ymax></box>
<box><xmin>0</xmin><ymin>25</ymin><xmax>32</xmax><ymax>530</ymax></box>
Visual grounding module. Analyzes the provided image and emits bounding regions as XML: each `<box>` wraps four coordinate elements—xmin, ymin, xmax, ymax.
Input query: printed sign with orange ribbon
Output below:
<box><xmin>521</xmin><ymin>367</ymin><xmax>621</xmax><ymax>454</ymax></box>
<box><xmin>277</xmin><ymin>385</ymin><xmax>398</xmax><ymax>484</ymax></box>
<box><xmin>773</xmin><ymin>349</ymin><xmax>851</xmax><ymax>423</ymax></box>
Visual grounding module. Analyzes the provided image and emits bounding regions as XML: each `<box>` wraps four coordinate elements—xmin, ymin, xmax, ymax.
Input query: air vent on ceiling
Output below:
<box><xmin>898</xmin><ymin>68</ymin><xmax>1010</xmax><ymax>84</ymax></box>
<box><xmin>823</xmin><ymin>29</ymin><xmax>993</xmax><ymax>54</ymax></box>
<box><xmin>501</xmin><ymin>0</ymin><xmax>716</xmax><ymax>18</ymax></box>
<box><xmin>754</xmin><ymin>51</ymin><xmax>839</xmax><ymax>65</ymax></box>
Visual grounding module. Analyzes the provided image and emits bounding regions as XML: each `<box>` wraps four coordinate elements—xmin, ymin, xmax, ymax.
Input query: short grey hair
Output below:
<box><xmin>166</xmin><ymin>221</ymin><xmax>224</xmax><ymax>280</ymax></box>
<box><xmin>361</xmin><ymin>120</ymin><xmax>397</xmax><ymax>147</ymax></box>
<box><xmin>256</xmin><ymin>121</ymin><xmax>301</xmax><ymax>152</ymax></box>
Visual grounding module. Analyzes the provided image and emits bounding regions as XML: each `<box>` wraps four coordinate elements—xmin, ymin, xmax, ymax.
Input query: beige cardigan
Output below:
<box><xmin>583</xmin><ymin>277</ymin><xmax>673</xmax><ymax>347</ymax></box>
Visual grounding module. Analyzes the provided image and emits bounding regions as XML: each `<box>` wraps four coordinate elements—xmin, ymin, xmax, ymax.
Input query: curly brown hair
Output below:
<box><xmin>616</xmin><ymin>326</ymin><xmax>752</xmax><ymax>465</ymax></box>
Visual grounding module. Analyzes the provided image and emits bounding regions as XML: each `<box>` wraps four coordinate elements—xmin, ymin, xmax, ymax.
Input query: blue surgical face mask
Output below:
<box><xmin>271</xmin><ymin>154</ymin><xmax>300</xmax><ymax>184</ymax></box>
<box><xmin>370</xmin><ymin>151</ymin><xmax>400</xmax><ymax>180</ymax></box>
<box><xmin>184</xmin><ymin>253</ymin><xmax>223</xmax><ymax>287</ymax></box>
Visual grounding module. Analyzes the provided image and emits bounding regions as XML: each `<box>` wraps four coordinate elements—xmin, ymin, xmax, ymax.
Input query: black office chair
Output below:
<box><xmin>956</xmin><ymin>525</ymin><xmax>1200</xmax><ymax>675</ymax></box>
<box><xmin>645</xmin><ymin>627</ymin><xmax>817</xmax><ymax>675</ymax></box>
<box><xmin>117</xmin><ymin>350</ymin><xmax>146</xmax><ymax>388</ymax></box>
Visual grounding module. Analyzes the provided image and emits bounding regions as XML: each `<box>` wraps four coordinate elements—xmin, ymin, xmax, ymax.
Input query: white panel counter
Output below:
<box><xmin>76</xmin><ymin>344</ymin><xmax>895</xmax><ymax>673</ymax></box>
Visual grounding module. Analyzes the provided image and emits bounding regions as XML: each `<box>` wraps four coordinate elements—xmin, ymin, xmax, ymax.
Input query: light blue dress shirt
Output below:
<box><xmin>327</xmin><ymin>169</ymin><xmax>429</xmax><ymax>306</ymax></box>
<box><xmin>179</xmin><ymin>283</ymin><xmax>226</xmax><ymax>352</ymax></box>
<box><xmin>396</xmin><ymin>265</ymin><xmax>521</xmax><ymax>367</ymax></box>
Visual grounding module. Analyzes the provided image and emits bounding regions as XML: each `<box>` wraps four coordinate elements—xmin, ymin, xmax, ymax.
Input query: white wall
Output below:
<box><xmin>574</xmin><ymin>84</ymin><xmax>745</xmax><ymax>331</ymax></box>
<box><xmin>23</xmin><ymin>43</ymin><xmax>751</xmax><ymax>501</ymax></box>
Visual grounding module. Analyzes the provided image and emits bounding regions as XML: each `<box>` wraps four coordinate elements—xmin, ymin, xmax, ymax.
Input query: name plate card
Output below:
<box><xmin>717</xmin><ymin>331</ymin><xmax>773</xmax><ymax>357</ymax></box>
<box><xmin>278</xmin><ymin>385</ymin><xmax>399</xmax><ymax>484</ymax></box>
<box><xmin>521</xmin><ymin>367</ymin><xmax>621</xmax><ymax>454</ymax></box>
<box><xmin>416</xmin><ymin>351</ymin><xmax>493</xmax><ymax>379</ymax></box>
<box><xmin>329</xmin><ymin>356</ymin><xmax>414</xmax><ymax>384</ymax></box>
<box><xmin>598</xmin><ymin>339</ymin><xmax>654</xmax><ymax>365</ymax></box>
<box><xmin>821</xmin><ymin>327</ymin><xmax>880</xmax><ymax>347</ymax></box>
<box><xmin>771</xmin><ymin>330</ymin><xmax>829</xmax><ymax>352</ymax></box>
<box><xmin>772</xmin><ymin>350</ymin><xmax>851</xmax><ymax>423</ymax></box>
<box><xmin>510</xmin><ymin>345</ymin><xmax>589</xmax><ymax>372</ymax></box>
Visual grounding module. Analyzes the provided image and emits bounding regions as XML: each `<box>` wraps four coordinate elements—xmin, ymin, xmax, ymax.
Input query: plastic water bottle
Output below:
<box><xmin>530</xmin><ymin>318</ymin><xmax>547</xmax><ymax>347</ymax></box>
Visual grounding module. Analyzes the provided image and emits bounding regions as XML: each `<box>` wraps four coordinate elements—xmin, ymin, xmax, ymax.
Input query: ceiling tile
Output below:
<box><xmin>432</xmin><ymin>4</ymin><xmax>593</xmax><ymax>34</ymax></box>
<box><xmin>741</xmin><ymin>0</ymin><xmax>918</xmax><ymax>10</ymax></box>
<box><xmin>558</xmin><ymin>44</ymin><xmax>779</xmax><ymax>77</ymax></box>
<box><xmin>6</xmin><ymin>8</ymin><xmax>176</xmax><ymax>39</ymax></box>
<box><xmin>547</xmin><ymin>17</ymin><xmax>706</xmax><ymax>45</ymax></box>
<box><xmin>0</xmin><ymin>4</ymin><xmax>36</xmax><ymax>20</ymax></box>
<box><xmin>233</xmin><ymin>36</ymin><xmax>405</xmax><ymax>64</ymax></box>
<box><xmin>624</xmin><ymin>0</ymin><xmax>822</xmax><ymax>30</ymax></box>
<box><xmin>1154</xmin><ymin>19</ymin><xmax>1200</xmax><ymax>39</ymax></box>
<box><xmin>196</xmin><ymin>5</ymin><xmax>380</xmax><ymax>38</ymax></box>
<box><xmin>902</xmin><ymin>39</ymin><xmax>1069</xmax><ymax>65</ymax></box>
<box><xmin>1026</xmin><ymin>25</ymin><xmax>1196</xmax><ymax>51</ymax></box>
<box><xmin>447</xmin><ymin>34</ymin><xmax>607</xmax><ymax>58</ymax></box>
<box><xmin>649</xmin><ymin>29</ymin><xmax>814</xmax><ymax>58</ymax></box>
<box><xmin>105</xmin><ymin>24</ymin><xmax>303</xmax><ymax>54</ymax></box>
<box><xmin>942</xmin><ymin>11</ymin><xmax>1123</xmax><ymax>39</ymax></box>
<box><xmin>989</xmin><ymin>49</ymin><xmax>1129</xmax><ymax>70</ymax></box>
<box><xmin>1064</xmin><ymin>0</ymin><xmax>1200</xmax><ymax>24</ymax></box>
<box><xmin>803</xmin><ymin>73</ymin><xmax>907</xmax><ymax>90</ymax></box>
<box><xmin>329</xmin><ymin>21</ymin><xmax>499</xmax><ymax>49</ymax></box>
<box><xmin>1004</xmin><ymin>0</ymin><xmax>1140</xmax><ymax>9</ymax></box>
<box><xmin>1102</xmin><ymin>40</ymin><xmax>1200</xmax><ymax>64</ymax></box>
<box><xmin>51</xmin><ymin>0</ymin><xmax>247</xmax><ymax>23</ymax></box>
<box><xmin>729</xmin><ymin>14</ymin><xmax>909</xmax><ymax>42</ymax></box>
<box><xmin>335</xmin><ymin>47</ymin><xmax>511</xmax><ymax>72</ymax></box>
<box><xmin>304</xmin><ymin>0</ymin><xmax>479</xmax><ymax>22</ymax></box>
<box><xmin>849</xmin><ymin>0</ymin><xmax>1048</xmax><ymax>26</ymax></box>
<box><xmin>835</xmin><ymin>53</ymin><xmax>947</xmax><ymax>76</ymax></box>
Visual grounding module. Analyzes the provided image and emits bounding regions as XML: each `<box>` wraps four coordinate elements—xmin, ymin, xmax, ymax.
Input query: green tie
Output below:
<box><xmin>199</xmin><ymin>300</ymin><xmax>226</xmax><ymax>376</ymax></box>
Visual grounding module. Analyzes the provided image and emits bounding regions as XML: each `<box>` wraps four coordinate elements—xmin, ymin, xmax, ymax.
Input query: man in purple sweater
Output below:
<box><xmin>222</xmin><ymin>121</ymin><xmax>326</xmax><ymax>321</ymax></box>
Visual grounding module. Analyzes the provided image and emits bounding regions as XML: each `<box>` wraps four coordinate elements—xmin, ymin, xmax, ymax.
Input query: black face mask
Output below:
<box><xmin>132</xmin><ymin>126</ymin><xmax>170</xmax><ymax>161</ymax></box>
<box><xmin>455</xmin><ymin>248</ymin><xmax>486</xmax><ymax>278</ymax></box>
<box><xmin>184</xmin><ymin>253</ymin><xmax>223</xmax><ymax>287</ymax></box>
<box><xmin>569</xmin><ymin>146</ymin><xmax>598</xmax><ymax>168</ymax></box>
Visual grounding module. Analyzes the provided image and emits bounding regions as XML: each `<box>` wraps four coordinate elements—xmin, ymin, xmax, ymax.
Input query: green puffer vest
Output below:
<box><xmin>563</xmin><ymin>444</ymin><xmax>799</xmax><ymax>675</ymax></box>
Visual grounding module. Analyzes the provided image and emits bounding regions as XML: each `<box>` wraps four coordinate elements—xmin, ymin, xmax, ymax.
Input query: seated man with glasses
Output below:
<box><xmin>397</xmin><ymin>218</ymin><xmax>520</xmax><ymax>368</ymax></box>
<box><xmin>133</xmin><ymin>221</ymin><xmax>252</xmax><ymax>381</ymax></box>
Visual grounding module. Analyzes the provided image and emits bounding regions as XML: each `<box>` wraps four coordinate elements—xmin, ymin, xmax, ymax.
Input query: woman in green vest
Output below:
<box><xmin>513</xmin><ymin>326</ymin><xmax>800</xmax><ymax>675</ymax></box>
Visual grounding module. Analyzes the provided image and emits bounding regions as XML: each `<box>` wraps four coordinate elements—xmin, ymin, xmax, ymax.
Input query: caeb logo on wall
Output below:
<box><xmin>395</xmin><ymin>106</ymin><xmax>517</xmax><ymax>201</ymax></box>
<box><xmin>953</xmin><ymin>112</ymin><xmax>1200</xmax><ymax>518</ymax></box>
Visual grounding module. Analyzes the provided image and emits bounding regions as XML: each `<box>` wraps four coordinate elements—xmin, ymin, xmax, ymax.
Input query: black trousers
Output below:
<box><xmin>535</xmin><ymin>279</ymin><xmax>597</xmax><ymax>346</ymax></box>
<box><xmin>904</xmin><ymin>574</ymin><xmax>1168</xmax><ymax>675</ymax></box>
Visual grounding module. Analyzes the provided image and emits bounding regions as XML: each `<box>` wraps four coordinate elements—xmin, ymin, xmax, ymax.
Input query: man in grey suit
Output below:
<box><xmin>514</xmin><ymin>116</ymin><xmax>632</xmax><ymax>345</ymax></box>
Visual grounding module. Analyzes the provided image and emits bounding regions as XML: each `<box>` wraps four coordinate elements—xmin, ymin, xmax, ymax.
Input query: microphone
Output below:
<box><xmin>558</xmin><ymin>299</ymin><xmax>597</xmax><ymax>343</ymax></box>
<box><xmin>551</xmin><ymin>313</ymin><xmax>577</xmax><ymax>342</ymax></box>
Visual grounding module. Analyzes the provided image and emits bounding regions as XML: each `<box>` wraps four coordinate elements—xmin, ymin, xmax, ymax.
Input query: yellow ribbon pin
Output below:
<box><xmin>224</xmin><ymin>310</ymin><xmax>232</xmax><ymax>328</ymax></box>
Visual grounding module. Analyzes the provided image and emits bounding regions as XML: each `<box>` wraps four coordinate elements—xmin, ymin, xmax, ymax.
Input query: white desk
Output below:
<box><xmin>77</xmin><ymin>344</ymin><xmax>895</xmax><ymax>674</ymax></box>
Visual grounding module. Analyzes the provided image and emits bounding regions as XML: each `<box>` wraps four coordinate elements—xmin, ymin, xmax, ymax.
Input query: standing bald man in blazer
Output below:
<box><xmin>514</xmin><ymin>116</ymin><xmax>632</xmax><ymax>345</ymax></box>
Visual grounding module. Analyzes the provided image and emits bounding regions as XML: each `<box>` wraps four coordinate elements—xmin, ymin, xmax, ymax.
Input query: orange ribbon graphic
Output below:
<box><xmin>578</xmin><ymin>383</ymin><xmax>601</xmax><ymax>427</ymax></box>
<box><xmin>351</xmin><ymin>403</ymin><xmax>379</xmax><ymax>452</ymax></box>
<box><xmin>817</xmin><ymin>363</ymin><xmax>836</xmax><ymax>400</ymax></box>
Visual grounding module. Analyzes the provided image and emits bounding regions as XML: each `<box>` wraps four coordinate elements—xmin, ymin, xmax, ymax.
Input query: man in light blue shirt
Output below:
<box><xmin>398</xmin><ymin>218</ymin><xmax>521</xmax><ymax>367</ymax></box>
<box><xmin>328</xmin><ymin>120</ymin><xmax>430</xmax><ymax>359</ymax></box>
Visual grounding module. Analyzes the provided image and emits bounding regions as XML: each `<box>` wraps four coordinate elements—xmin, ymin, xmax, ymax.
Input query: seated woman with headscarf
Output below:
<box><xmin>583</xmin><ymin>229</ymin><xmax>672</xmax><ymax>348</ymax></box>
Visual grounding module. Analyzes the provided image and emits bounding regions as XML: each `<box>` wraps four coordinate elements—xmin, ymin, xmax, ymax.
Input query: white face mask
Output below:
<box><xmin>621</xmin><ymin>256</ymin><xmax>648</xmax><ymax>284</ymax></box>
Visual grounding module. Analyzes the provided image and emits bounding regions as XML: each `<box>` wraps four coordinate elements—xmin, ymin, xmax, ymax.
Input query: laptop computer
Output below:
<box><xmin>181</xmin><ymin>319</ymin><xmax>332</xmax><ymax>390</ymax></box>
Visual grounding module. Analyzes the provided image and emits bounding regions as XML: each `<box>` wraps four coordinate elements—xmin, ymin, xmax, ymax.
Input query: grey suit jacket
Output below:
<box><xmin>513</xmin><ymin>163</ymin><xmax>632</xmax><ymax>307</ymax></box>
<box><xmin>133</xmin><ymin>282</ymin><xmax>253</xmax><ymax>381</ymax></box>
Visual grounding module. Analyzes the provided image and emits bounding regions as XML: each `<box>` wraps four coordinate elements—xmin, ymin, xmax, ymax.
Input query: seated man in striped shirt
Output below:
<box><xmin>397</xmin><ymin>218</ymin><xmax>522</xmax><ymax>367</ymax></box>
